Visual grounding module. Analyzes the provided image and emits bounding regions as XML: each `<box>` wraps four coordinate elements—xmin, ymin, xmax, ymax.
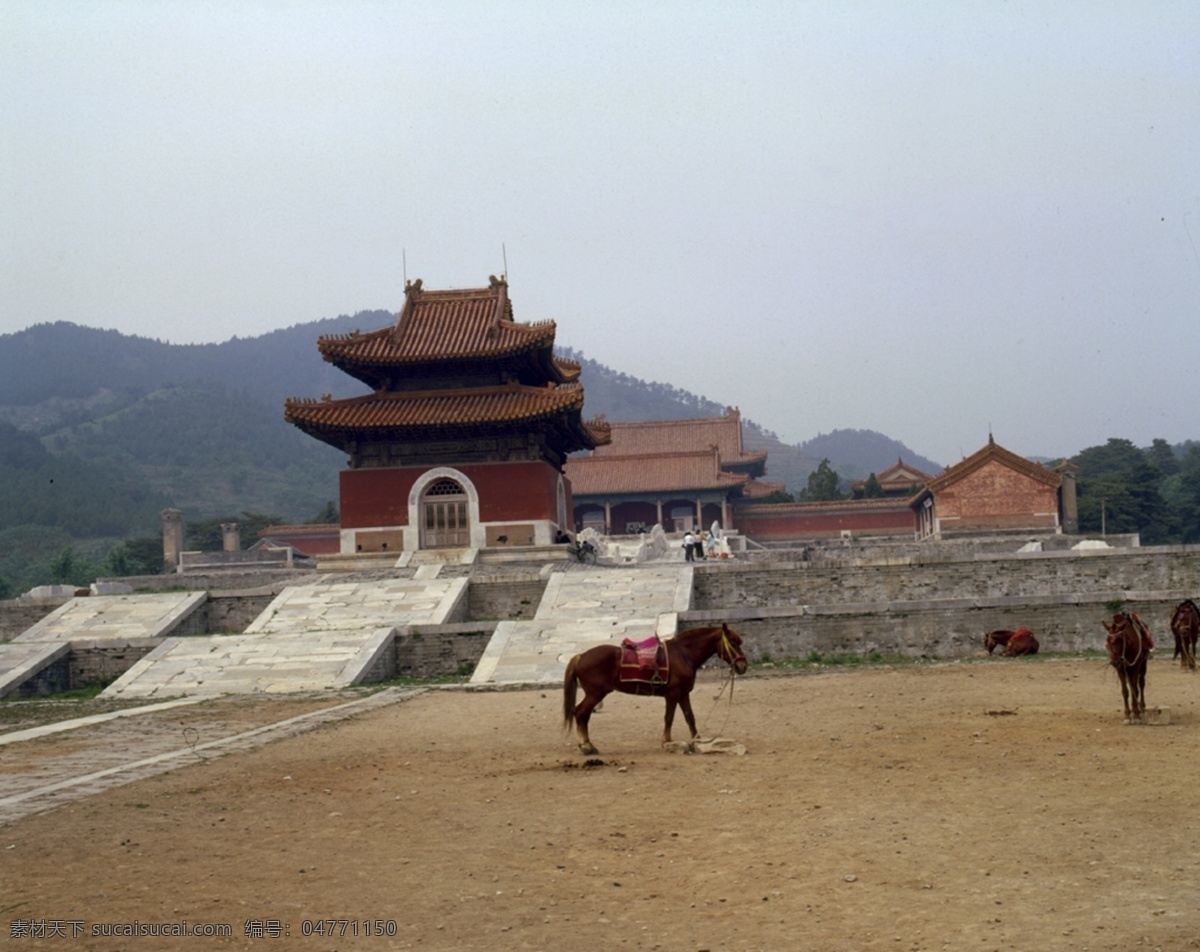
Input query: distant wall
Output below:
<box><xmin>684</xmin><ymin>591</ymin><xmax>1182</xmax><ymax>662</ymax></box>
<box><xmin>693</xmin><ymin>546</ymin><xmax>1200</xmax><ymax>608</ymax></box>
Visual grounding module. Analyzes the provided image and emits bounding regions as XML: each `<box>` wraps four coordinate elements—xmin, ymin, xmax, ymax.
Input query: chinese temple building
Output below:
<box><xmin>564</xmin><ymin>409</ymin><xmax>765</xmax><ymax>533</ymax></box>
<box><xmin>285</xmin><ymin>276</ymin><xmax>611</xmax><ymax>555</ymax></box>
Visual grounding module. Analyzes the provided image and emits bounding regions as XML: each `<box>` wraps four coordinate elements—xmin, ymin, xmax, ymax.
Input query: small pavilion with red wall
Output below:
<box><xmin>285</xmin><ymin>276</ymin><xmax>610</xmax><ymax>555</ymax></box>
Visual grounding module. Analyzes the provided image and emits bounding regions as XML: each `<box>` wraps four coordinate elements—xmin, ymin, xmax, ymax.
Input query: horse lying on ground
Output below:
<box><xmin>1102</xmin><ymin>611</ymin><xmax>1152</xmax><ymax>723</ymax></box>
<box><xmin>1170</xmin><ymin>599</ymin><xmax>1199</xmax><ymax>671</ymax></box>
<box><xmin>562</xmin><ymin>624</ymin><xmax>748</xmax><ymax>755</ymax></box>
<box><xmin>984</xmin><ymin>629</ymin><xmax>1039</xmax><ymax>656</ymax></box>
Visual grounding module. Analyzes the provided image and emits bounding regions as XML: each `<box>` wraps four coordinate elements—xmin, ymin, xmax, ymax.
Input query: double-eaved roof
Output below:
<box><xmin>285</xmin><ymin>276</ymin><xmax>610</xmax><ymax>455</ymax></box>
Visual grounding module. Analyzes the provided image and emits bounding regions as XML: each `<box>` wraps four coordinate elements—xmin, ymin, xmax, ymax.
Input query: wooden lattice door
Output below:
<box><xmin>421</xmin><ymin>478</ymin><xmax>469</xmax><ymax>548</ymax></box>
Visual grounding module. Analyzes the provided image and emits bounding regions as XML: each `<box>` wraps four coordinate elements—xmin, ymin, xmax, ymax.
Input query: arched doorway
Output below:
<box><xmin>421</xmin><ymin>477</ymin><xmax>470</xmax><ymax>548</ymax></box>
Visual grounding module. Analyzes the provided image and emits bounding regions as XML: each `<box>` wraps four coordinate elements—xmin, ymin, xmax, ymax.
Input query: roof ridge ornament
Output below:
<box><xmin>489</xmin><ymin>275</ymin><xmax>508</xmax><ymax>339</ymax></box>
<box><xmin>395</xmin><ymin>278</ymin><xmax>422</xmax><ymax>336</ymax></box>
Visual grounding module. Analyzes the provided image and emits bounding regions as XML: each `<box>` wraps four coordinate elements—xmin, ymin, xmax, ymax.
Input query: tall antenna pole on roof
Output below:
<box><xmin>402</xmin><ymin>248</ymin><xmax>408</xmax><ymax>287</ymax></box>
<box><xmin>502</xmin><ymin>243</ymin><xmax>508</xmax><ymax>281</ymax></box>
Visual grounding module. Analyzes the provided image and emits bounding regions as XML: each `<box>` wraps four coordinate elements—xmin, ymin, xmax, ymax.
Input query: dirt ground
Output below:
<box><xmin>5</xmin><ymin>656</ymin><xmax>1200</xmax><ymax>952</ymax></box>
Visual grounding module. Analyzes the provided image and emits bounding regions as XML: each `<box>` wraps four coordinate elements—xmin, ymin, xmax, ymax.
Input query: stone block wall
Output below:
<box><xmin>68</xmin><ymin>640</ymin><xmax>160</xmax><ymax>688</ymax></box>
<box><xmin>468</xmin><ymin>575</ymin><xmax>547</xmax><ymax>621</ymax></box>
<box><xmin>684</xmin><ymin>591</ymin><xmax>1183</xmax><ymax>662</ymax></box>
<box><xmin>394</xmin><ymin>624</ymin><xmax>496</xmax><ymax>678</ymax></box>
<box><xmin>205</xmin><ymin>592</ymin><xmax>277</xmax><ymax>633</ymax></box>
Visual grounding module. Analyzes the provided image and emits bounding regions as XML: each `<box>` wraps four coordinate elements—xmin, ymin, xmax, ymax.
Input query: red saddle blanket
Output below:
<box><xmin>619</xmin><ymin>636</ymin><xmax>669</xmax><ymax>686</ymax></box>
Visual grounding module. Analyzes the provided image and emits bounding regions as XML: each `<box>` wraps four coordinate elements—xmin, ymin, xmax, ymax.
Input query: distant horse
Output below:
<box><xmin>1102</xmin><ymin>611</ymin><xmax>1152</xmax><ymax>723</ymax></box>
<box><xmin>563</xmin><ymin>624</ymin><xmax>749</xmax><ymax>755</ymax></box>
<box><xmin>984</xmin><ymin>629</ymin><xmax>1039</xmax><ymax>656</ymax></box>
<box><xmin>984</xmin><ymin>630</ymin><xmax>1014</xmax><ymax>654</ymax></box>
<box><xmin>1170</xmin><ymin>599</ymin><xmax>1199</xmax><ymax>671</ymax></box>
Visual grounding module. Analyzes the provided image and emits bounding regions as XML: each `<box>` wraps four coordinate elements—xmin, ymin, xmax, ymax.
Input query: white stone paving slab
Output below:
<box><xmin>14</xmin><ymin>592</ymin><xmax>208</xmax><ymax>643</ymax></box>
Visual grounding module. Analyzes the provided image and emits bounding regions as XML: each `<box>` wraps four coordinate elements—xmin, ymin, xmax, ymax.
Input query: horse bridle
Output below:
<box><xmin>718</xmin><ymin>629</ymin><xmax>745</xmax><ymax>670</ymax></box>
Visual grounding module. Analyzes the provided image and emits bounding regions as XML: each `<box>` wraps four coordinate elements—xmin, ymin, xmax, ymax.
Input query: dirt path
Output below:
<box><xmin>5</xmin><ymin>657</ymin><xmax>1200</xmax><ymax>951</ymax></box>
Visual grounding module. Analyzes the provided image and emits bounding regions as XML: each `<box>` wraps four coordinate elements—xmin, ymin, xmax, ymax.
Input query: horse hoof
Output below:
<box><xmin>579</xmin><ymin>743</ymin><xmax>598</xmax><ymax>756</ymax></box>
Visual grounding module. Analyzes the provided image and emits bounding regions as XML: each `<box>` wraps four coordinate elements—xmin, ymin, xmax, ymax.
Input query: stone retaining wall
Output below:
<box><xmin>394</xmin><ymin>624</ymin><xmax>497</xmax><ymax>679</ymax></box>
<box><xmin>694</xmin><ymin>546</ymin><xmax>1200</xmax><ymax>609</ymax></box>
<box><xmin>468</xmin><ymin>576</ymin><xmax>547</xmax><ymax>621</ymax></box>
<box><xmin>683</xmin><ymin>590</ymin><xmax>1181</xmax><ymax>661</ymax></box>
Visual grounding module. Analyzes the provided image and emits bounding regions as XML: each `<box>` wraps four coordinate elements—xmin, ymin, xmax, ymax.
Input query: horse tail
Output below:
<box><xmin>563</xmin><ymin>654</ymin><xmax>581</xmax><ymax>731</ymax></box>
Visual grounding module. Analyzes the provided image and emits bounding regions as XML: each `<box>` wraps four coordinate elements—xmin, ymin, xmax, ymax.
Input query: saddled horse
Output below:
<box><xmin>1170</xmin><ymin>599</ymin><xmax>1199</xmax><ymax>671</ymax></box>
<box><xmin>1102</xmin><ymin>611</ymin><xmax>1152</xmax><ymax>723</ymax></box>
<box><xmin>984</xmin><ymin>629</ymin><xmax>1039</xmax><ymax>656</ymax></box>
<box><xmin>563</xmin><ymin>624</ymin><xmax>749</xmax><ymax>755</ymax></box>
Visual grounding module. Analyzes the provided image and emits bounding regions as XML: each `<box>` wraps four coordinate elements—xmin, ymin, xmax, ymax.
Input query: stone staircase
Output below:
<box><xmin>469</xmin><ymin>564</ymin><xmax>694</xmax><ymax>685</ymax></box>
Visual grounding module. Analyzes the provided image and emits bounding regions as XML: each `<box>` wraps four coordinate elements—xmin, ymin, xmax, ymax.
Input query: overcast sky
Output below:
<box><xmin>4</xmin><ymin>1</ymin><xmax>1199</xmax><ymax>466</ymax></box>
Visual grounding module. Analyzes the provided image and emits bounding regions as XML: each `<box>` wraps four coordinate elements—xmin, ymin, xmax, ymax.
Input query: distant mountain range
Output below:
<box><xmin>0</xmin><ymin>317</ymin><xmax>944</xmax><ymax>539</ymax></box>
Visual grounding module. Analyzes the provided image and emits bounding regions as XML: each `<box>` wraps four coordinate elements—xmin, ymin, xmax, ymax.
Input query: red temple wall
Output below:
<box><xmin>340</xmin><ymin>462</ymin><xmax>561</xmax><ymax>528</ymax></box>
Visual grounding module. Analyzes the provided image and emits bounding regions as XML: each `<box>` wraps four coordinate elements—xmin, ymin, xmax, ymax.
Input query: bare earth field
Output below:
<box><xmin>5</xmin><ymin>656</ymin><xmax>1200</xmax><ymax>952</ymax></box>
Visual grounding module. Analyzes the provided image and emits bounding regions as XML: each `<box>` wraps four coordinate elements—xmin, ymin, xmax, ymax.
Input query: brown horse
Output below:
<box><xmin>1102</xmin><ymin>611</ymin><xmax>1152</xmax><ymax>723</ymax></box>
<box><xmin>983</xmin><ymin>629</ymin><xmax>1039</xmax><ymax>656</ymax></box>
<box><xmin>563</xmin><ymin>624</ymin><xmax>749</xmax><ymax>755</ymax></box>
<box><xmin>983</xmin><ymin>630</ymin><xmax>1014</xmax><ymax>654</ymax></box>
<box><xmin>1170</xmin><ymin>599</ymin><xmax>1199</xmax><ymax>671</ymax></box>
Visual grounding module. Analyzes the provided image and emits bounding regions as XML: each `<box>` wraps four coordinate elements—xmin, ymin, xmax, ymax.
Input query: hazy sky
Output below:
<box><xmin>4</xmin><ymin>1</ymin><xmax>1199</xmax><ymax>466</ymax></box>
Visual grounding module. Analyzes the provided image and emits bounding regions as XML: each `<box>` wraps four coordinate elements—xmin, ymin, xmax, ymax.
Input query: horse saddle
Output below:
<box><xmin>619</xmin><ymin>636</ymin><xmax>669</xmax><ymax>686</ymax></box>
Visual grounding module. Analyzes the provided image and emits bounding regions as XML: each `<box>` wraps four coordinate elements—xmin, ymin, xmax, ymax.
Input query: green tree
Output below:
<box><xmin>1073</xmin><ymin>439</ymin><xmax>1175</xmax><ymax>543</ymax></box>
<box><xmin>308</xmin><ymin>500</ymin><xmax>339</xmax><ymax>524</ymax></box>
<box><xmin>47</xmin><ymin>546</ymin><xmax>100</xmax><ymax>587</ymax></box>
<box><xmin>862</xmin><ymin>473</ymin><xmax>884</xmax><ymax>499</ymax></box>
<box><xmin>799</xmin><ymin>459</ymin><xmax>844</xmax><ymax>502</ymax></box>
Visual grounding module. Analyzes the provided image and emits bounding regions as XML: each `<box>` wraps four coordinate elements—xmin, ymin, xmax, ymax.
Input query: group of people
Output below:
<box><xmin>682</xmin><ymin>529</ymin><xmax>715</xmax><ymax>561</ymax></box>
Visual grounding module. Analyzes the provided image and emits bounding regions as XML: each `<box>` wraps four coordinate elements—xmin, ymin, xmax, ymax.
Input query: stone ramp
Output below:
<box><xmin>14</xmin><ymin>592</ymin><xmax>207</xmax><ymax>643</ymax></box>
<box><xmin>102</xmin><ymin>577</ymin><xmax>468</xmax><ymax>699</ymax></box>
<box><xmin>244</xmin><ymin>577</ymin><xmax>468</xmax><ymax>634</ymax></box>
<box><xmin>0</xmin><ymin>643</ymin><xmax>70</xmax><ymax>699</ymax></box>
<box><xmin>103</xmin><ymin>627</ymin><xmax>397</xmax><ymax>698</ymax></box>
<box><xmin>470</xmin><ymin>565</ymin><xmax>693</xmax><ymax>685</ymax></box>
